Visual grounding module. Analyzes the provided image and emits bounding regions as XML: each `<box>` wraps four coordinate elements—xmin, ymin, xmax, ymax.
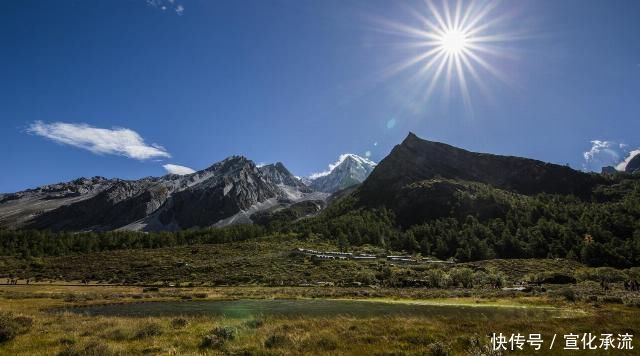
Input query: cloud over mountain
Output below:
<box><xmin>27</xmin><ymin>121</ymin><xmax>171</xmax><ymax>160</ymax></box>
<box><xmin>163</xmin><ymin>164</ymin><xmax>196</xmax><ymax>175</ymax></box>
<box><xmin>582</xmin><ymin>140</ymin><xmax>627</xmax><ymax>172</ymax></box>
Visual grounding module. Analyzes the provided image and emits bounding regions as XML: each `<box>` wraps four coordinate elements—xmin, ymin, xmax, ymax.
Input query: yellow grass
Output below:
<box><xmin>0</xmin><ymin>285</ymin><xmax>638</xmax><ymax>355</ymax></box>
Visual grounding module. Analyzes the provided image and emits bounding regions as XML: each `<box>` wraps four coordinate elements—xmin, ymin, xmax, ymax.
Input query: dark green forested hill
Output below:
<box><xmin>284</xmin><ymin>134</ymin><xmax>640</xmax><ymax>267</ymax></box>
<box><xmin>290</xmin><ymin>173</ymin><xmax>640</xmax><ymax>267</ymax></box>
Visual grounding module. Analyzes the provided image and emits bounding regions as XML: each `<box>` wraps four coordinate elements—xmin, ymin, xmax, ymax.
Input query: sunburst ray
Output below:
<box><xmin>379</xmin><ymin>0</ymin><xmax>516</xmax><ymax>110</ymax></box>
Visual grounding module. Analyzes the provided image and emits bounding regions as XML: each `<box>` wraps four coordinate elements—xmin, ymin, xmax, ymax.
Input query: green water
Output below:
<box><xmin>63</xmin><ymin>299</ymin><xmax>567</xmax><ymax>319</ymax></box>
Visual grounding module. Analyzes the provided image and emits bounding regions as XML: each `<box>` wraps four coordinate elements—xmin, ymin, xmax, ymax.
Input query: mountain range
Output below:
<box><xmin>0</xmin><ymin>153</ymin><xmax>375</xmax><ymax>231</ymax></box>
<box><xmin>2</xmin><ymin>133</ymin><xmax>635</xmax><ymax>232</ymax></box>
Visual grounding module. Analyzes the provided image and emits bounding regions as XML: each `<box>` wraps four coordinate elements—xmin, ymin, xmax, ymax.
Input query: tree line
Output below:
<box><xmin>1</xmin><ymin>176</ymin><xmax>639</xmax><ymax>268</ymax></box>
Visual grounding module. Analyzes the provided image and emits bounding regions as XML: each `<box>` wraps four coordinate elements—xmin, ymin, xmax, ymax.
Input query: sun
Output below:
<box><xmin>439</xmin><ymin>29</ymin><xmax>469</xmax><ymax>55</ymax></box>
<box><xmin>378</xmin><ymin>0</ymin><xmax>516</xmax><ymax>109</ymax></box>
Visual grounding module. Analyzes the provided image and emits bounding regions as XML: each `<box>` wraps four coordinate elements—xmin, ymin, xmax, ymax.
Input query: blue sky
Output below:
<box><xmin>1</xmin><ymin>0</ymin><xmax>639</xmax><ymax>192</ymax></box>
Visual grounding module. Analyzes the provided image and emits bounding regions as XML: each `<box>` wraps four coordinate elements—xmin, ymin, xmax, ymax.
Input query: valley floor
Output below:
<box><xmin>0</xmin><ymin>284</ymin><xmax>639</xmax><ymax>355</ymax></box>
<box><xmin>1</xmin><ymin>236</ymin><xmax>639</xmax><ymax>355</ymax></box>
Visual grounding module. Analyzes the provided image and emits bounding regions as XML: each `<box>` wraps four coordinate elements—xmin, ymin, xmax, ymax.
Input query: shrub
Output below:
<box><xmin>103</xmin><ymin>328</ymin><xmax>129</xmax><ymax>341</ymax></box>
<box><xmin>142</xmin><ymin>347</ymin><xmax>163</xmax><ymax>354</ymax></box>
<box><xmin>170</xmin><ymin>318</ymin><xmax>188</xmax><ymax>329</ymax></box>
<box><xmin>425</xmin><ymin>269</ymin><xmax>448</xmax><ymax>288</ymax></box>
<box><xmin>530</xmin><ymin>272</ymin><xmax>576</xmax><ymax>284</ymax></box>
<box><xmin>601</xmin><ymin>296</ymin><xmax>624</xmax><ymax>304</ymax></box>
<box><xmin>0</xmin><ymin>312</ymin><xmax>32</xmax><ymax>344</ymax></box>
<box><xmin>556</xmin><ymin>287</ymin><xmax>576</xmax><ymax>302</ymax></box>
<box><xmin>200</xmin><ymin>334</ymin><xmax>225</xmax><ymax>349</ymax></box>
<box><xmin>58</xmin><ymin>341</ymin><xmax>114</xmax><ymax>356</ymax></box>
<box><xmin>577</xmin><ymin>268</ymin><xmax>626</xmax><ymax>283</ymax></box>
<box><xmin>625</xmin><ymin>298</ymin><xmax>640</xmax><ymax>308</ymax></box>
<box><xmin>315</xmin><ymin>335</ymin><xmax>339</xmax><ymax>351</ymax></box>
<box><xmin>264</xmin><ymin>334</ymin><xmax>289</xmax><ymax>348</ymax></box>
<box><xmin>12</xmin><ymin>316</ymin><xmax>33</xmax><ymax>329</ymax></box>
<box><xmin>212</xmin><ymin>326</ymin><xmax>236</xmax><ymax>340</ymax></box>
<box><xmin>134</xmin><ymin>322</ymin><xmax>162</xmax><ymax>339</ymax></box>
<box><xmin>429</xmin><ymin>342</ymin><xmax>450</xmax><ymax>356</ymax></box>
<box><xmin>243</xmin><ymin>319</ymin><xmax>264</xmax><ymax>329</ymax></box>
<box><xmin>595</xmin><ymin>268</ymin><xmax>627</xmax><ymax>282</ymax></box>
<box><xmin>471</xmin><ymin>270</ymin><xmax>489</xmax><ymax>287</ymax></box>
<box><xmin>450</xmin><ymin>268</ymin><xmax>474</xmax><ymax>288</ymax></box>
<box><xmin>0</xmin><ymin>313</ymin><xmax>19</xmax><ymax>344</ymax></box>
<box><xmin>486</xmin><ymin>270</ymin><xmax>506</xmax><ymax>288</ymax></box>
<box><xmin>58</xmin><ymin>337</ymin><xmax>76</xmax><ymax>346</ymax></box>
<box><xmin>626</xmin><ymin>267</ymin><xmax>640</xmax><ymax>281</ymax></box>
<box><xmin>81</xmin><ymin>342</ymin><xmax>114</xmax><ymax>355</ymax></box>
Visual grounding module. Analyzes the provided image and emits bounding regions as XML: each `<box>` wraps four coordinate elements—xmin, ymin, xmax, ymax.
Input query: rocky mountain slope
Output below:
<box><xmin>0</xmin><ymin>157</ymin><xmax>321</xmax><ymax>231</ymax></box>
<box><xmin>0</xmin><ymin>177</ymin><xmax>113</xmax><ymax>229</ymax></box>
<box><xmin>308</xmin><ymin>154</ymin><xmax>376</xmax><ymax>193</ymax></box>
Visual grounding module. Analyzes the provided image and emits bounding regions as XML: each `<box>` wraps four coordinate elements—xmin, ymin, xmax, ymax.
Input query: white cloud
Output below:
<box><xmin>309</xmin><ymin>153</ymin><xmax>376</xmax><ymax>179</ymax></box>
<box><xmin>582</xmin><ymin>139</ymin><xmax>640</xmax><ymax>172</ymax></box>
<box><xmin>27</xmin><ymin>121</ymin><xmax>171</xmax><ymax>160</ymax></box>
<box><xmin>163</xmin><ymin>164</ymin><xmax>196</xmax><ymax>175</ymax></box>
<box><xmin>146</xmin><ymin>0</ymin><xmax>184</xmax><ymax>15</ymax></box>
<box><xmin>582</xmin><ymin>140</ymin><xmax>623</xmax><ymax>172</ymax></box>
<box><xmin>616</xmin><ymin>150</ymin><xmax>640</xmax><ymax>171</ymax></box>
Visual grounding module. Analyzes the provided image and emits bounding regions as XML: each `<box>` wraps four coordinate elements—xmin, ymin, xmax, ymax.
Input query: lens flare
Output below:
<box><xmin>377</xmin><ymin>0</ymin><xmax>517</xmax><ymax>109</ymax></box>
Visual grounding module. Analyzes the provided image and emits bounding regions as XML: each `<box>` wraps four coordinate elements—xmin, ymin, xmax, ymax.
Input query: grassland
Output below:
<box><xmin>1</xmin><ymin>236</ymin><xmax>639</xmax><ymax>355</ymax></box>
<box><xmin>0</xmin><ymin>284</ymin><xmax>639</xmax><ymax>355</ymax></box>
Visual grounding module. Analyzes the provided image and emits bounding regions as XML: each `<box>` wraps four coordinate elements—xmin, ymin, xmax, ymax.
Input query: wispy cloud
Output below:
<box><xmin>146</xmin><ymin>0</ymin><xmax>184</xmax><ymax>15</ymax></box>
<box><xmin>27</xmin><ymin>121</ymin><xmax>171</xmax><ymax>160</ymax></box>
<box><xmin>309</xmin><ymin>153</ymin><xmax>376</xmax><ymax>179</ymax></box>
<box><xmin>163</xmin><ymin>164</ymin><xmax>195</xmax><ymax>175</ymax></box>
<box><xmin>582</xmin><ymin>139</ymin><xmax>637</xmax><ymax>172</ymax></box>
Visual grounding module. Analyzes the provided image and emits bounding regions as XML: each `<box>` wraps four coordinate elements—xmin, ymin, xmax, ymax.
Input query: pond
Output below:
<box><xmin>62</xmin><ymin>299</ymin><xmax>572</xmax><ymax>319</ymax></box>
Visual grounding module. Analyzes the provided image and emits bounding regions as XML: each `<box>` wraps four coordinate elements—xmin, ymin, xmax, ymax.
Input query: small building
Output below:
<box><xmin>325</xmin><ymin>251</ymin><xmax>353</xmax><ymax>257</ymax></box>
<box><xmin>352</xmin><ymin>256</ymin><xmax>377</xmax><ymax>260</ymax></box>
<box><xmin>389</xmin><ymin>257</ymin><xmax>416</xmax><ymax>264</ymax></box>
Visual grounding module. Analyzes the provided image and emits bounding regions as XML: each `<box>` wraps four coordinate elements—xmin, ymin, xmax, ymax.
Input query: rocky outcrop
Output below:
<box><xmin>259</xmin><ymin>162</ymin><xmax>312</xmax><ymax>192</ymax></box>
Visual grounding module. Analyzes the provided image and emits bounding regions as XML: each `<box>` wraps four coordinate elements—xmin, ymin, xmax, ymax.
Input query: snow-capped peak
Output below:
<box><xmin>306</xmin><ymin>153</ymin><xmax>377</xmax><ymax>193</ymax></box>
<box><xmin>309</xmin><ymin>153</ymin><xmax>376</xmax><ymax>180</ymax></box>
